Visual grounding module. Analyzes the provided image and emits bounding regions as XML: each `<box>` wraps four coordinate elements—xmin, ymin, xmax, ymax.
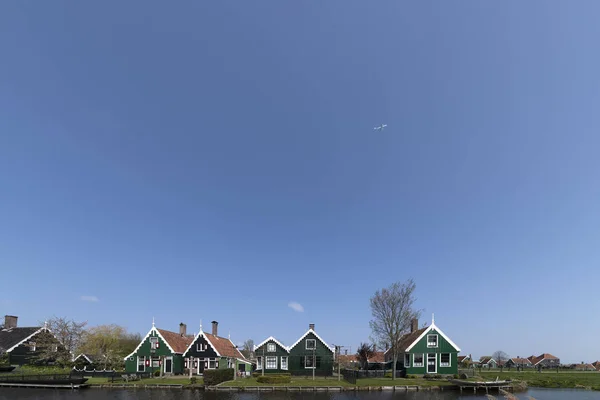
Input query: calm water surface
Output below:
<box><xmin>0</xmin><ymin>389</ymin><xmax>599</xmax><ymax>400</ymax></box>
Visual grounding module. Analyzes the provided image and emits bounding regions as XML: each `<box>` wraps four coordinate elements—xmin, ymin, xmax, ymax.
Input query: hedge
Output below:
<box><xmin>256</xmin><ymin>374</ymin><xmax>292</xmax><ymax>384</ymax></box>
<box><xmin>204</xmin><ymin>368</ymin><xmax>234</xmax><ymax>386</ymax></box>
<box><xmin>253</xmin><ymin>372</ymin><xmax>291</xmax><ymax>378</ymax></box>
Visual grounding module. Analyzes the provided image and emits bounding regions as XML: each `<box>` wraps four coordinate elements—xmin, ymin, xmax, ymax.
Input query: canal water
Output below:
<box><xmin>0</xmin><ymin>389</ymin><xmax>599</xmax><ymax>400</ymax></box>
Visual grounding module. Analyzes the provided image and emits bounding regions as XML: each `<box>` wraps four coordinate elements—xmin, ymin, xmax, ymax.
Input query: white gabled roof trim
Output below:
<box><xmin>288</xmin><ymin>329</ymin><xmax>334</xmax><ymax>353</ymax></box>
<box><xmin>254</xmin><ymin>336</ymin><xmax>289</xmax><ymax>353</ymax></box>
<box><xmin>123</xmin><ymin>326</ymin><xmax>177</xmax><ymax>360</ymax></box>
<box><xmin>404</xmin><ymin>322</ymin><xmax>461</xmax><ymax>352</ymax></box>
<box><xmin>182</xmin><ymin>330</ymin><xmax>221</xmax><ymax>358</ymax></box>
<box><xmin>5</xmin><ymin>327</ymin><xmax>47</xmax><ymax>353</ymax></box>
<box><xmin>237</xmin><ymin>358</ymin><xmax>252</xmax><ymax>365</ymax></box>
<box><xmin>74</xmin><ymin>354</ymin><xmax>93</xmax><ymax>363</ymax></box>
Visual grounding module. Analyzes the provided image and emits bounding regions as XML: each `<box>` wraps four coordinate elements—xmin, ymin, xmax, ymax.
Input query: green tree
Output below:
<box><xmin>79</xmin><ymin>325</ymin><xmax>141</xmax><ymax>370</ymax></box>
<box><xmin>33</xmin><ymin>317</ymin><xmax>87</xmax><ymax>366</ymax></box>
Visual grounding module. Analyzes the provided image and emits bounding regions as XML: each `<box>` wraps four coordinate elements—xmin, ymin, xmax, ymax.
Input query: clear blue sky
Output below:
<box><xmin>1</xmin><ymin>1</ymin><xmax>599</xmax><ymax>364</ymax></box>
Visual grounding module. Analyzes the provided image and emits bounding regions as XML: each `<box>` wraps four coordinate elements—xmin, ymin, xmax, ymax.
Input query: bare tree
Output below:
<box><xmin>240</xmin><ymin>339</ymin><xmax>254</xmax><ymax>359</ymax></box>
<box><xmin>492</xmin><ymin>350</ymin><xmax>509</xmax><ymax>372</ymax></box>
<box><xmin>369</xmin><ymin>279</ymin><xmax>421</xmax><ymax>380</ymax></box>
<box><xmin>355</xmin><ymin>342</ymin><xmax>374</xmax><ymax>370</ymax></box>
<box><xmin>34</xmin><ymin>316</ymin><xmax>87</xmax><ymax>366</ymax></box>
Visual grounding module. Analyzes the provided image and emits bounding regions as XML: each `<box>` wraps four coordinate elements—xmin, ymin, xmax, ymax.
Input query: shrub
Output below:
<box><xmin>256</xmin><ymin>374</ymin><xmax>292</xmax><ymax>384</ymax></box>
<box><xmin>407</xmin><ymin>374</ymin><xmax>418</xmax><ymax>379</ymax></box>
<box><xmin>453</xmin><ymin>374</ymin><xmax>460</xmax><ymax>379</ymax></box>
<box><xmin>204</xmin><ymin>368</ymin><xmax>234</xmax><ymax>386</ymax></box>
<box><xmin>190</xmin><ymin>377</ymin><xmax>197</xmax><ymax>385</ymax></box>
<box><xmin>154</xmin><ymin>369</ymin><xmax>161</xmax><ymax>377</ymax></box>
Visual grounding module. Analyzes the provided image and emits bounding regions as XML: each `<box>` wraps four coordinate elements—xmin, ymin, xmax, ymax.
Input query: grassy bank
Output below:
<box><xmin>86</xmin><ymin>376</ymin><xmax>203</xmax><ymax>386</ymax></box>
<box><xmin>479</xmin><ymin>370</ymin><xmax>600</xmax><ymax>391</ymax></box>
<box><xmin>220</xmin><ymin>376</ymin><xmax>455</xmax><ymax>388</ymax></box>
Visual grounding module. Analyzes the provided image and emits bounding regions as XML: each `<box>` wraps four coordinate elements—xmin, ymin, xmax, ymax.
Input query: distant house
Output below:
<box><xmin>592</xmin><ymin>361</ymin><xmax>600</xmax><ymax>371</ymax></box>
<box><xmin>367</xmin><ymin>346</ymin><xmax>387</xmax><ymax>369</ymax></box>
<box><xmin>574</xmin><ymin>363</ymin><xmax>596</xmax><ymax>371</ymax></box>
<box><xmin>528</xmin><ymin>353</ymin><xmax>560</xmax><ymax>368</ymax></box>
<box><xmin>182</xmin><ymin>321</ymin><xmax>250</xmax><ymax>375</ymax></box>
<box><xmin>457</xmin><ymin>355</ymin><xmax>471</xmax><ymax>366</ymax></box>
<box><xmin>384</xmin><ymin>316</ymin><xmax>461</xmax><ymax>376</ymax></box>
<box><xmin>479</xmin><ymin>356</ymin><xmax>497</xmax><ymax>369</ymax></box>
<box><xmin>505</xmin><ymin>357</ymin><xmax>532</xmax><ymax>369</ymax></box>
<box><xmin>73</xmin><ymin>354</ymin><xmax>99</xmax><ymax>370</ymax></box>
<box><xmin>287</xmin><ymin>323</ymin><xmax>335</xmax><ymax>376</ymax></box>
<box><xmin>0</xmin><ymin>315</ymin><xmax>65</xmax><ymax>366</ymax></box>
<box><xmin>254</xmin><ymin>336</ymin><xmax>289</xmax><ymax>374</ymax></box>
<box><xmin>124</xmin><ymin>321</ymin><xmax>193</xmax><ymax>375</ymax></box>
<box><xmin>337</xmin><ymin>352</ymin><xmax>359</xmax><ymax>369</ymax></box>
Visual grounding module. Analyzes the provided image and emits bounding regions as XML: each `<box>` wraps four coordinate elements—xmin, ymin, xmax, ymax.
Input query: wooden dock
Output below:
<box><xmin>450</xmin><ymin>379</ymin><xmax>513</xmax><ymax>394</ymax></box>
<box><xmin>0</xmin><ymin>382</ymin><xmax>89</xmax><ymax>389</ymax></box>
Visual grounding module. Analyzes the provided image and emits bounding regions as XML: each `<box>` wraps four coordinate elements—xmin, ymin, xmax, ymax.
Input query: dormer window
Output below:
<box><xmin>150</xmin><ymin>337</ymin><xmax>159</xmax><ymax>349</ymax></box>
<box><xmin>427</xmin><ymin>334</ymin><xmax>438</xmax><ymax>348</ymax></box>
<box><xmin>306</xmin><ymin>339</ymin><xmax>316</xmax><ymax>350</ymax></box>
<box><xmin>267</xmin><ymin>343</ymin><xmax>276</xmax><ymax>352</ymax></box>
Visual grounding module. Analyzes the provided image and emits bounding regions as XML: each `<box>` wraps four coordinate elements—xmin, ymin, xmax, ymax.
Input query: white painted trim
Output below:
<box><xmin>281</xmin><ymin>356</ymin><xmax>288</xmax><ymax>370</ymax></box>
<box><xmin>305</xmin><ymin>339</ymin><xmax>316</xmax><ymax>350</ymax></box>
<box><xmin>427</xmin><ymin>353</ymin><xmax>437</xmax><ymax>373</ymax></box>
<box><xmin>182</xmin><ymin>330</ymin><xmax>221</xmax><ymax>357</ymax></box>
<box><xmin>123</xmin><ymin>326</ymin><xmax>177</xmax><ymax>360</ymax></box>
<box><xmin>266</xmin><ymin>356</ymin><xmax>277</xmax><ymax>369</ymax></box>
<box><xmin>5</xmin><ymin>327</ymin><xmax>47</xmax><ymax>353</ymax></box>
<box><xmin>440</xmin><ymin>353</ymin><xmax>451</xmax><ymax>368</ymax></box>
<box><xmin>404</xmin><ymin>322</ymin><xmax>461</xmax><ymax>352</ymax></box>
<box><xmin>74</xmin><ymin>354</ymin><xmax>93</xmax><ymax>364</ymax></box>
<box><xmin>426</xmin><ymin>334</ymin><xmax>438</xmax><ymax>348</ymax></box>
<box><xmin>164</xmin><ymin>356</ymin><xmax>173</xmax><ymax>374</ymax></box>
<box><xmin>236</xmin><ymin>358</ymin><xmax>252</xmax><ymax>365</ymax></box>
<box><xmin>254</xmin><ymin>336</ymin><xmax>289</xmax><ymax>353</ymax></box>
<box><xmin>404</xmin><ymin>353</ymin><xmax>410</xmax><ymax>367</ymax></box>
<box><xmin>288</xmin><ymin>329</ymin><xmax>334</xmax><ymax>353</ymax></box>
<box><xmin>413</xmin><ymin>353</ymin><xmax>424</xmax><ymax>367</ymax></box>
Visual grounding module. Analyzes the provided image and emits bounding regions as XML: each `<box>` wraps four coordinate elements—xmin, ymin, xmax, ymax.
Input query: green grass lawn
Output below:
<box><xmin>478</xmin><ymin>370</ymin><xmax>600</xmax><ymax>391</ymax></box>
<box><xmin>221</xmin><ymin>376</ymin><xmax>454</xmax><ymax>388</ymax></box>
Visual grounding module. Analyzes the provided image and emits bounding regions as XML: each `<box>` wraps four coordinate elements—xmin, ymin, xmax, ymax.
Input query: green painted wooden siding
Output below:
<box><xmin>255</xmin><ymin>339</ymin><xmax>290</xmax><ymax>374</ymax></box>
<box><xmin>403</xmin><ymin>329</ymin><xmax>459</xmax><ymax>375</ymax></box>
<box><xmin>124</xmin><ymin>331</ymin><xmax>185</xmax><ymax>374</ymax></box>
<box><xmin>288</xmin><ymin>332</ymin><xmax>334</xmax><ymax>376</ymax></box>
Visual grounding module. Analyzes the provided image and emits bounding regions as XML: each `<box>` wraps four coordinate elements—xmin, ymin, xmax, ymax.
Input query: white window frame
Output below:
<box><xmin>266</xmin><ymin>356</ymin><xmax>277</xmax><ymax>369</ymax></box>
<box><xmin>137</xmin><ymin>356</ymin><xmax>146</xmax><ymax>372</ymax></box>
<box><xmin>306</xmin><ymin>339</ymin><xmax>316</xmax><ymax>350</ymax></box>
<box><xmin>256</xmin><ymin>356</ymin><xmax>263</xmax><ymax>370</ymax></box>
<box><xmin>404</xmin><ymin>353</ymin><xmax>411</xmax><ymax>367</ymax></box>
<box><xmin>209</xmin><ymin>358</ymin><xmax>217</xmax><ymax>369</ymax></box>
<box><xmin>196</xmin><ymin>343</ymin><xmax>207</xmax><ymax>352</ymax></box>
<box><xmin>267</xmin><ymin>343</ymin><xmax>276</xmax><ymax>352</ymax></box>
<box><xmin>427</xmin><ymin>353</ymin><xmax>437</xmax><ymax>373</ymax></box>
<box><xmin>281</xmin><ymin>356</ymin><xmax>288</xmax><ymax>370</ymax></box>
<box><xmin>427</xmin><ymin>334</ymin><xmax>438</xmax><ymax>348</ymax></box>
<box><xmin>305</xmin><ymin>355</ymin><xmax>316</xmax><ymax>369</ymax></box>
<box><xmin>50</xmin><ymin>344</ymin><xmax>58</xmax><ymax>352</ymax></box>
<box><xmin>440</xmin><ymin>353</ymin><xmax>451</xmax><ymax>367</ymax></box>
<box><xmin>150</xmin><ymin>337</ymin><xmax>159</xmax><ymax>349</ymax></box>
<box><xmin>29</xmin><ymin>342</ymin><xmax>36</xmax><ymax>352</ymax></box>
<box><xmin>413</xmin><ymin>353</ymin><xmax>424</xmax><ymax>367</ymax></box>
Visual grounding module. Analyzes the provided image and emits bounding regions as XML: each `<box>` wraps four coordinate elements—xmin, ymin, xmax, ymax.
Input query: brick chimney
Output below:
<box><xmin>211</xmin><ymin>321</ymin><xmax>218</xmax><ymax>336</ymax></box>
<box><xmin>411</xmin><ymin>318</ymin><xmax>418</xmax><ymax>333</ymax></box>
<box><xmin>309</xmin><ymin>323</ymin><xmax>315</xmax><ymax>330</ymax></box>
<box><xmin>4</xmin><ymin>315</ymin><xmax>17</xmax><ymax>329</ymax></box>
<box><xmin>179</xmin><ymin>323</ymin><xmax>187</xmax><ymax>337</ymax></box>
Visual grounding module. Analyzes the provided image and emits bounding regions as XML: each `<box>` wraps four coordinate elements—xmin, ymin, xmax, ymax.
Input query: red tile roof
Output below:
<box><xmin>479</xmin><ymin>356</ymin><xmax>493</xmax><ymax>364</ymax></box>
<box><xmin>509</xmin><ymin>357</ymin><xmax>531</xmax><ymax>365</ymax></box>
<box><xmin>157</xmin><ymin>329</ymin><xmax>194</xmax><ymax>354</ymax></box>
<box><xmin>575</xmin><ymin>363</ymin><xmax>596</xmax><ymax>370</ymax></box>
<box><xmin>338</xmin><ymin>354</ymin><xmax>358</xmax><ymax>365</ymax></box>
<box><xmin>592</xmin><ymin>361</ymin><xmax>600</xmax><ymax>371</ymax></box>
<box><xmin>369</xmin><ymin>351</ymin><xmax>386</xmax><ymax>364</ymax></box>
<box><xmin>204</xmin><ymin>332</ymin><xmax>245</xmax><ymax>359</ymax></box>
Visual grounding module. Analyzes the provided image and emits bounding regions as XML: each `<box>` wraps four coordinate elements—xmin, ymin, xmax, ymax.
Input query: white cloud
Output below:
<box><xmin>288</xmin><ymin>302</ymin><xmax>304</xmax><ymax>312</ymax></box>
<box><xmin>81</xmin><ymin>295</ymin><xmax>99</xmax><ymax>302</ymax></box>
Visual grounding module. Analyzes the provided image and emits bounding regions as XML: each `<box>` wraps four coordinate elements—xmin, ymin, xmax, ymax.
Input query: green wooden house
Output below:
<box><xmin>385</xmin><ymin>316</ymin><xmax>460</xmax><ymax>376</ymax></box>
<box><xmin>124</xmin><ymin>321</ymin><xmax>193</xmax><ymax>375</ymax></box>
<box><xmin>254</xmin><ymin>336</ymin><xmax>290</xmax><ymax>373</ymax></box>
<box><xmin>182</xmin><ymin>321</ymin><xmax>251</xmax><ymax>375</ymax></box>
<box><xmin>288</xmin><ymin>323</ymin><xmax>334</xmax><ymax>376</ymax></box>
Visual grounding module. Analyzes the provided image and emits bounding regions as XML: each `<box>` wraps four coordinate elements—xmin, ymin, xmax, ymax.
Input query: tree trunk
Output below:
<box><xmin>392</xmin><ymin>352</ymin><xmax>397</xmax><ymax>381</ymax></box>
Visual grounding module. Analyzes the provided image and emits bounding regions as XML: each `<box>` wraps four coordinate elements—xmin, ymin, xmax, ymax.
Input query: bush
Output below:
<box><xmin>423</xmin><ymin>374</ymin><xmax>443</xmax><ymax>380</ymax></box>
<box><xmin>190</xmin><ymin>377</ymin><xmax>197</xmax><ymax>385</ymax></box>
<box><xmin>406</xmin><ymin>374</ymin><xmax>418</xmax><ymax>379</ymax></box>
<box><xmin>453</xmin><ymin>374</ymin><xmax>459</xmax><ymax>379</ymax></box>
<box><xmin>256</xmin><ymin>374</ymin><xmax>292</xmax><ymax>384</ymax></box>
<box><xmin>204</xmin><ymin>368</ymin><xmax>234</xmax><ymax>386</ymax></box>
<box><xmin>154</xmin><ymin>369</ymin><xmax>161</xmax><ymax>377</ymax></box>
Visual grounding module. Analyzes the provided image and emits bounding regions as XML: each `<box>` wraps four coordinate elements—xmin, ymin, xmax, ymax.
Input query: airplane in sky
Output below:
<box><xmin>373</xmin><ymin>124</ymin><xmax>387</xmax><ymax>131</ymax></box>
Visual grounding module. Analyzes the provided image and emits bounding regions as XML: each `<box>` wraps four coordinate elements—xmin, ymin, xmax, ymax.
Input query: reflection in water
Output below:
<box><xmin>0</xmin><ymin>388</ymin><xmax>599</xmax><ymax>400</ymax></box>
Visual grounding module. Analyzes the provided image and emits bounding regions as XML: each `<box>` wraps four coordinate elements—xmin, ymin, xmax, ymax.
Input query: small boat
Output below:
<box><xmin>451</xmin><ymin>378</ymin><xmax>512</xmax><ymax>387</ymax></box>
<box><xmin>0</xmin><ymin>366</ymin><xmax>16</xmax><ymax>373</ymax></box>
<box><xmin>0</xmin><ymin>374</ymin><xmax>88</xmax><ymax>385</ymax></box>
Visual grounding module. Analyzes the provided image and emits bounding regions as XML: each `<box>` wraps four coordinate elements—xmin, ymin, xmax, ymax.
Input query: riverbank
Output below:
<box><xmin>479</xmin><ymin>370</ymin><xmax>600</xmax><ymax>391</ymax></box>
